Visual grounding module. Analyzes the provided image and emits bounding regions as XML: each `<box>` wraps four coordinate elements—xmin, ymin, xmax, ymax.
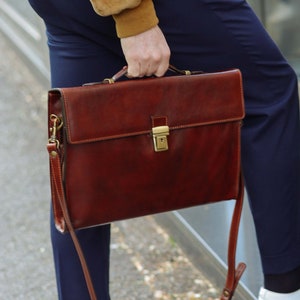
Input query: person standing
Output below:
<box><xmin>28</xmin><ymin>0</ymin><xmax>300</xmax><ymax>299</ymax></box>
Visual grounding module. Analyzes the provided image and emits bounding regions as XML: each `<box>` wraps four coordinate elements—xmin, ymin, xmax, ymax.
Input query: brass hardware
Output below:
<box><xmin>223</xmin><ymin>290</ymin><xmax>230</xmax><ymax>297</ymax></box>
<box><xmin>51</xmin><ymin>151</ymin><xmax>57</xmax><ymax>157</ymax></box>
<box><xmin>49</xmin><ymin>114</ymin><xmax>63</xmax><ymax>148</ymax></box>
<box><xmin>103</xmin><ymin>78</ymin><xmax>115</xmax><ymax>84</ymax></box>
<box><xmin>152</xmin><ymin>125</ymin><xmax>169</xmax><ymax>152</ymax></box>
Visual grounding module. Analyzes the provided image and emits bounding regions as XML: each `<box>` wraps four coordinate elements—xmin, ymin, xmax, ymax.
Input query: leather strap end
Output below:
<box><xmin>220</xmin><ymin>262</ymin><xmax>247</xmax><ymax>300</ymax></box>
<box><xmin>235</xmin><ymin>262</ymin><xmax>247</xmax><ymax>286</ymax></box>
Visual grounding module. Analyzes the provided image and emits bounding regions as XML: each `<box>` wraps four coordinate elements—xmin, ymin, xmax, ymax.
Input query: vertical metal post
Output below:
<box><xmin>260</xmin><ymin>0</ymin><xmax>266</xmax><ymax>26</ymax></box>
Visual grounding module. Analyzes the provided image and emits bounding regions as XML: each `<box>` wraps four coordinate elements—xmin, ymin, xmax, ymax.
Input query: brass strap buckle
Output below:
<box><xmin>48</xmin><ymin>114</ymin><xmax>63</xmax><ymax>149</ymax></box>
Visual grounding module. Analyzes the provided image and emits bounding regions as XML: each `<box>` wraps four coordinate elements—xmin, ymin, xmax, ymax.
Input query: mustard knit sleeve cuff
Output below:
<box><xmin>113</xmin><ymin>0</ymin><xmax>159</xmax><ymax>38</ymax></box>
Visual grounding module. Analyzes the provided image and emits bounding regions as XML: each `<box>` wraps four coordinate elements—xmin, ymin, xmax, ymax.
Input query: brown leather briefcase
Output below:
<box><xmin>47</xmin><ymin>66</ymin><xmax>246</xmax><ymax>300</ymax></box>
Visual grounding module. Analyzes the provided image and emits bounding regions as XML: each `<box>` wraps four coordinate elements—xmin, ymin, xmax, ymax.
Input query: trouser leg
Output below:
<box><xmin>51</xmin><ymin>211</ymin><xmax>111</xmax><ymax>300</ymax></box>
<box><xmin>47</xmin><ymin>41</ymin><xmax>121</xmax><ymax>299</ymax></box>
<box><xmin>46</xmin><ymin>29</ymin><xmax>125</xmax><ymax>299</ymax></box>
<box><xmin>36</xmin><ymin>3</ymin><xmax>125</xmax><ymax>297</ymax></box>
<box><xmin>155</xmin><ymin>0</ymin><xmax>300</xmax><ymax>277</ymax></box>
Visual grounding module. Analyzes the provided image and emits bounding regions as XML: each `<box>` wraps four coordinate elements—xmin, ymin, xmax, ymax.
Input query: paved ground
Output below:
<box><xmin>0</xmin><ymin>33</ymin><xmax>220</xmax><ymax>300</ymax></box>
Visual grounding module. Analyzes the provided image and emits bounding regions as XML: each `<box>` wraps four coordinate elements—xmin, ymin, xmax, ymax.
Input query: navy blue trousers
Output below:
<box><xmin>29</xmin><ymin>0</ymin><xmax>300</xmax><ymax>299</ymax></box>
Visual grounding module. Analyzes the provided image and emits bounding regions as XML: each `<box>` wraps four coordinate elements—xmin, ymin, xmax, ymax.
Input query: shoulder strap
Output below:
<box><xmin>47</xmin><ymin>142</ymin><xmax>97</xmax><ymax>300</ymax></box>
<box><xmin>221</xmin><ymin>176</ymin><xmax>246</xmax><ymax>299</ymax></box>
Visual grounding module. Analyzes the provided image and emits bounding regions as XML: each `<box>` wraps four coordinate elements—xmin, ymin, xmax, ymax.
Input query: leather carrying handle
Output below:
<box><xmin>47</xmin><ymin>66</ymin><xmax>246</xmax><ymax>300</ymax></box>
<box><xmin>108</xmin><ymin>65</ymin><xmax>204</xmax><ymax>82</ymax></box>
<box><xmin>84</xmin><ymin>65</ymin><xmax>204</xmax><ymax>86</ymax></box>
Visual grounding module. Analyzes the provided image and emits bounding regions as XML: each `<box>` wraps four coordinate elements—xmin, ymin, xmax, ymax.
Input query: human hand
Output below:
<box><xmin>120</xmin><ymin>26</ymin><xmax>170</xmax><ymax>77</ymax></box>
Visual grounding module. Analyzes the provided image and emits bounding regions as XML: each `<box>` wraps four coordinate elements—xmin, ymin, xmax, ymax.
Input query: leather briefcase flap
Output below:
<box><xmin>59</xmin><ymin>70</ymin><xmax>244</xmax><ymax>145</ymax></box>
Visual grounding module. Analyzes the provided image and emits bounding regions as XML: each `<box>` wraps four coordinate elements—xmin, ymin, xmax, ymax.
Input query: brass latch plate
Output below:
<box><xmin>152</xmin><ymin>125</ymin><xmax>169</xmax><ymax>152</ymax></box>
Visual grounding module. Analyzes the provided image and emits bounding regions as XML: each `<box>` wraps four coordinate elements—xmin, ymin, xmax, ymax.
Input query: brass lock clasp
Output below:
<box><xmin>152</xmin><ymin>125</ymin><xmax>169</xmax><ymax>152</ymax></box>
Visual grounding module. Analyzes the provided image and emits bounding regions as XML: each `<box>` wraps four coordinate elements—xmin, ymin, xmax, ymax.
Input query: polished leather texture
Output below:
<box><xmin>47</xmin><ymin>68</ymin><xmax>246</xmax><ymax>300</ymax></box>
